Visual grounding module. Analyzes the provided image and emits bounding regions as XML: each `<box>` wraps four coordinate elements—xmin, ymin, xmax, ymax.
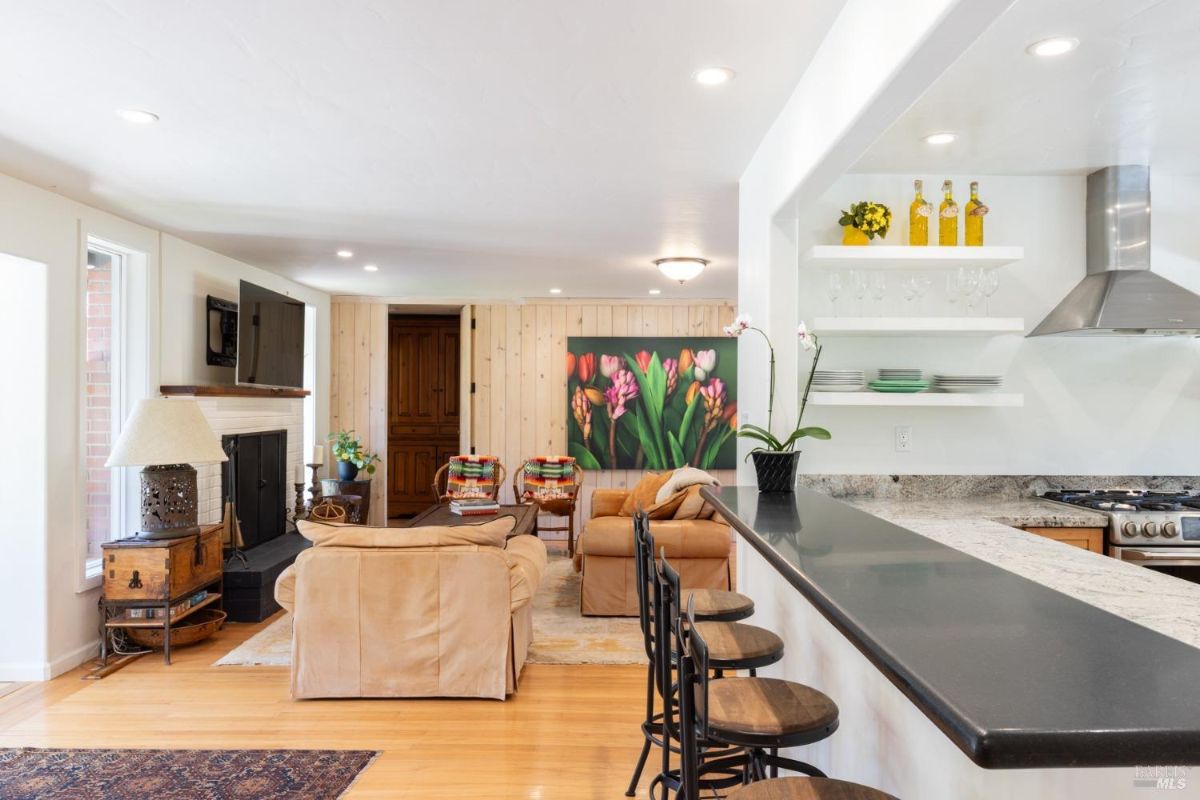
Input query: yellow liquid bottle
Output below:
<box><xmin>965</xmin><ymin>181</ymin><xmax>988</xmax><ymax>246</ymax></box>
<box><xmin>938</xmin><ymin>180</ymin><xmax>958</xmax><ymax>246</ymax></box>
<box><xmin>909</xmin><ymin>179</ymin><xmax>930</xmax><ymax>246</ymax></box>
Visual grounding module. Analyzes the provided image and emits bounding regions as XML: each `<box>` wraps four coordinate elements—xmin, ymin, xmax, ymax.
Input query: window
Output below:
<box><xmin>82</xmin><ymin>239</ymin><xmax>149</xmax><ymax>580</ymax></box>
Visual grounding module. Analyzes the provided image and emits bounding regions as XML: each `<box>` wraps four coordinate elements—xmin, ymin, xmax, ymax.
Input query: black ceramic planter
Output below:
<box><xmin>337</xmin><ymin>460</ymin><xmax>360</xmax><ymax>481</ymax></box>
<box><xmin>751</xmin><ymin>451</ymin><xmax>799</xmax><ymax>493</ymax></box>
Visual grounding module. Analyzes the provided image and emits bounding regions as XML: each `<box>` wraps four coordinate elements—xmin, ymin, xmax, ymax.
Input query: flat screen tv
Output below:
<box><xmin>236</xmin><ymin>280</ymin><xmax>305</xmax><ymax>389</ymax></box>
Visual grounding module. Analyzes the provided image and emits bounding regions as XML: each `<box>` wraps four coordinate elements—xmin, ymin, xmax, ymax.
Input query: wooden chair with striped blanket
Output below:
<box><xmin>513</xmin><ymin>456</ymin><xmax>584</xmax><ymax>556</ymax></box>
<box><xmin>431</xmin><ymin>455</ymin><xmax>506</xmax><ymax>504</ymax></box>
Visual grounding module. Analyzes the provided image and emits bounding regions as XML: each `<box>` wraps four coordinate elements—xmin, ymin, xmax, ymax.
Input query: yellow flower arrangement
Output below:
<box><xmin>838</xmin><ymin>201</ymin><xmax>892</xmax><ymax>239</ymax></box>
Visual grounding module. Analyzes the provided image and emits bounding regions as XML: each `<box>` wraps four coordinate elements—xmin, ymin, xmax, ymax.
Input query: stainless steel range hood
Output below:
<box><xmin>1028</xmin><ymin>165</ymin><xmax>1200</xmax><ymax>337</ymax></box>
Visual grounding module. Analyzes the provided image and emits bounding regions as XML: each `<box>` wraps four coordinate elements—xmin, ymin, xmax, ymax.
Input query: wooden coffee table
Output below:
<box><xmin>401</xmin><ymin>503</ymin><xmax>539</xmax><ymax>538</ymax></box>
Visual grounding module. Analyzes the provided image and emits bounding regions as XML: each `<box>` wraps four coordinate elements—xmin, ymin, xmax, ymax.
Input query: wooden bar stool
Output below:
<box><xmin>678</xmin><ymin>605</ymin><xmax>899</xmax><ymax>800</ymax></box>
<box><xmin>624</xmin><ymin>513</ymin><xmax>769</xmax><ymax>797</ymax></box>
<box><xmin>648</xmin><ymin>555</ymin><xmax>786</xmax><ymax>799</ymax></box>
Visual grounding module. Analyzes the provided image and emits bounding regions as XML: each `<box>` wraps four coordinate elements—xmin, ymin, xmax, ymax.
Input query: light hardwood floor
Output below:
<box><xmin>0</xmin><ymin>615</ymin><xmax>652</xmax><ymax>798</ymax></box>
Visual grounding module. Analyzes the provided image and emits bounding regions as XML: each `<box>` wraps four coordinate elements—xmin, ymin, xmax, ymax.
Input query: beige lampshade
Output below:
<box><xmin>105</xmin><ymin>398</ymin><xmax>228</xmax><ymax>467</ymax></box>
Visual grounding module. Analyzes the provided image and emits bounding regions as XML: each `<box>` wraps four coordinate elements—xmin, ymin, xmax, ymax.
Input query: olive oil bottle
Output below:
<box><xmin>965</xmin><ymin>181</ymin><xmax>989</xmax><ymax>246</ymax></box>
<box><xmin>938</xmin><ymin>180</ymin><xmax>959</xmax><ymax>246</ymax></box>
<box><xmin>909</xmin><ymin>179</ymin><xmax>931</xmax><ymax>246</ymax></box>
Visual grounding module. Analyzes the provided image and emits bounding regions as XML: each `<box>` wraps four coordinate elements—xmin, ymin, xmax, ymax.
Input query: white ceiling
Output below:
<box><xmin>0</xmin><ymin>0</ymin><xmax>845</xmax><ymax>298</ymax></box>
<box><xmin>852</xmin><ymin>0</ymin><xmax>1200</xmax><ymax>176</ymax></box>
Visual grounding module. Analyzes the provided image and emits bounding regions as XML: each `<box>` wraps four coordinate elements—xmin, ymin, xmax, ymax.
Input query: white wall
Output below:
<box><xmin>0</xmin><ymin>254</ymin><xmax>48</xmax><ymax>680</ymax></box>
<box><xmin>0</xmin><ymin>169</ymin><xmax>331</xmax><ymax>680</ymax></box>
<box><xmin>736</xmin><ymin>0</ymin><xmax>1012</xmax><ymax>484</ymax></box>
<box><xmin>791</xmin><ymin>172</ymin><xmax>1200</xmax><ymax>475</ymax></box>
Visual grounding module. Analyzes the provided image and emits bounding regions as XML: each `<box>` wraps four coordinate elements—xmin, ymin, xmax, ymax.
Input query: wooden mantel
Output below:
<box><xmin>160</xmin><ymin>384</ymin><xmax>310</xmax><ymax>399</ymax></box>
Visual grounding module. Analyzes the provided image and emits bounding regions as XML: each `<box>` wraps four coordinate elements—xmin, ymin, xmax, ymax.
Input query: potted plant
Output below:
<box><xmin>838</xmin><ymin>200</ymin><xmax>892</xmax><ymax>245</ymax></box>
<box><xmin>724</xmin><ymin>315</ymin><xmax>830</xmax><ymax>492</ymax></box>
<box><xmin>328</xmin><ymin>430</ymin><xmax>379</xmax><ymax>481</ymax></box>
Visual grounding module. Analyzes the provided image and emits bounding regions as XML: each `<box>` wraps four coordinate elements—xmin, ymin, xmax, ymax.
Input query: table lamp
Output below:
<box><xmin>105</xmin><ymin>398</ymin><xmax>228</xmax><ymax>540</ymax></box>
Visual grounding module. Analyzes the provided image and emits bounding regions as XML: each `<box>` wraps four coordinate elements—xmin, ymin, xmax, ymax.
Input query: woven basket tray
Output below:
<box><xmin>125</xmin><ymin>608</ymin><xmax>227</xmax><ymax>649</ymax></box>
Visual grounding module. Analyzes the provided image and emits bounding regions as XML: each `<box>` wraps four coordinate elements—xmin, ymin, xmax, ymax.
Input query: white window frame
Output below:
<box><xmin>79</xmin><ymin>236</ymin><xmax>151</xmax><ymax>589</ymax></box>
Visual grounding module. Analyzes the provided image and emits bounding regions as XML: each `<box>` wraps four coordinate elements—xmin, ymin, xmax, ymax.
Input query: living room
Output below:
<box><xmin>5</xmin><ymin>2</ymin><xmax>1200</xmax><ymax>799</ymax></box>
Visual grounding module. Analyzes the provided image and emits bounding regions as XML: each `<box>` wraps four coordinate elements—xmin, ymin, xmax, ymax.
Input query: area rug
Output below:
<box><xmin>0</xmin><ymin>748</ymin><xmax>377</xmax><ymax>800</ymax></box>
<box><xmin>216</xmin><ymin>556</ymin><xmax>644</xmax><ymax>667</ymax></box>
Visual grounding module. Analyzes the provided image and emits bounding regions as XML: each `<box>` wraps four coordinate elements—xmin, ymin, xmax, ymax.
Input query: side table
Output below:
<box><xmin>100</xmin><ymin>523</ymin><xmax>224</xmax><ymax>665</ymax></box>
<box><xmin>321</xmin><ymin>478</ymin><xmax>372</xmax><ymax>523</ymax></box>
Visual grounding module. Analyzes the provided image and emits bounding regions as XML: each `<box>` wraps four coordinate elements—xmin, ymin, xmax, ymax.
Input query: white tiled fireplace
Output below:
<box><xmin>190</xmin><ymin>396</ymin><xmax>304</xmax><ymax>525</ymax></box>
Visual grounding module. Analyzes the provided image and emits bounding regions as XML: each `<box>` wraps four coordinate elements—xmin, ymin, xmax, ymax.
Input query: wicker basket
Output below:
<box><xmin>125</xmin><ymin>607</ymin><xmax>227</xmax><ymax>649</ymax></box>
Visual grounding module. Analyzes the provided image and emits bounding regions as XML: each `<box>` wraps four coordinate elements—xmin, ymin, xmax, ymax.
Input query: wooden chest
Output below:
<box><xmin>102</xmin><ymin>524</ymin><xmax>224</xmax><ymax>602</ymax></box>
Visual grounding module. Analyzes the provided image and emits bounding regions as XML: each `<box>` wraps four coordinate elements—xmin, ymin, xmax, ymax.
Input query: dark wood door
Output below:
<box><xmin>388</xmin><ymin>316</ymin><xmax>461</xmax><ymax>516</ymax></box>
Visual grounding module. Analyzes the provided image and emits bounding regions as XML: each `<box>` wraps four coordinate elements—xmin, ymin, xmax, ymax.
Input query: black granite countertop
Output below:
<box><xmin>703</xmin><ymin>485</ymin><xmax>1200</xmax><ymax>769</ymax></box>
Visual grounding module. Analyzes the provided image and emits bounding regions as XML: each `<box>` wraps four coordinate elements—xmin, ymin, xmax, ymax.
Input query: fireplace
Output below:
<box><xmin>221</xmin><ymin>430</ymin><xmax>287</xmax><ymax>549</ymax></box>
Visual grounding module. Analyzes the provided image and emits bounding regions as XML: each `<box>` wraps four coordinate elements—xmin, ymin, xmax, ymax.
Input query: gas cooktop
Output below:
<box><xmin>1041</xmin><ymin>490</ymin><xmax>1200</xmax><ymax>513</ymax></box>
<box><xmin>1041</xmin><ymin>490</ymin><xmax>1200</xmax><ymax>544</ymax></box>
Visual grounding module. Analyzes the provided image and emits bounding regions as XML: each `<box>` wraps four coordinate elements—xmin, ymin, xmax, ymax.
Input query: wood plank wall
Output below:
<box><xmin>471</xmin><ymin>301</ymin><xmax>736</xmax><ymax>535</ymax></box>
<box><xmin>329</xmin><ymin>302</ymin><xmax>389</xmax><ymax>526</ymax></box>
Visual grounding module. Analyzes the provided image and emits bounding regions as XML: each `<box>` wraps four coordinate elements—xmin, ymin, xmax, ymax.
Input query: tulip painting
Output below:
<box><xmin>566</xmin><ymin>336</ymin><xmax>738</xmax><ymax>470</ymax></box>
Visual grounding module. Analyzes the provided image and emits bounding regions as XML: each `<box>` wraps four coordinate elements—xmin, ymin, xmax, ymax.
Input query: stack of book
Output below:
<box><xmin>127</xmin><ymin>590</ymin><xmax>210</xmax><ymax>620</ymax></box>
<box><xmin>450</xmin><ymin>497</ymin><xmax>501</xmax><ymax>516</ymax></box>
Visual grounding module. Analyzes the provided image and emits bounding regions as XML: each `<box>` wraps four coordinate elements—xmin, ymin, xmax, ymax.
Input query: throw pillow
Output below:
<box><xmin>620</xmin><ymin>471</ymin><xmax>673</xmax><ymax>516</ymax></box>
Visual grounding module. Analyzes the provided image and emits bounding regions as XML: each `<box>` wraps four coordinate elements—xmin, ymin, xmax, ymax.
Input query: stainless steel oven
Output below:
<box><xmin>1110</xmin><ymin>546</ymin><xmax>1200</xmax><ymax>583</ymax></box>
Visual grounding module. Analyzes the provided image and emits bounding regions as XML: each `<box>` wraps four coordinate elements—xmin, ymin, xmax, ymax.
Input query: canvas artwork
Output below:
<box><xmin>566</xmin><ymin>336</ymin><xmax>738</xmax><ymax>470</ymax></box>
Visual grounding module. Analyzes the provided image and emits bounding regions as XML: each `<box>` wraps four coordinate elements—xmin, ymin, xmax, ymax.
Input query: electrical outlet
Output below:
<box><xmin>895</xmin><ymin>425</ymin><xmax>913</xmax><ymax>452</ymax></box>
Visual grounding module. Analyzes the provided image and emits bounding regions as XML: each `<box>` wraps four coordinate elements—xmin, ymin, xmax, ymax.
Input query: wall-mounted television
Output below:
<box><xmin>236</xmin><ymin>280</ymin><xmax>305</xmax><ymax>389</ymax></box>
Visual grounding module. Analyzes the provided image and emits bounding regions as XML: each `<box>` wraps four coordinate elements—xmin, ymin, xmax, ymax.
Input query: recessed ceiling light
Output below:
<box><xmin>923</xmin><ymin>132</ymin><xmax>957</xmax><ymax>145</ymax></box>
<box><xmin>336</xmin><ymin>249</ymin><xmax>354</xmax><ymax>258</ymax></box>
<box><xmin>654</xmin><ymin>257</ymin><xmax>708</xmax><ymax>283</ymax></box>
<box><xmin>363</xmin><ymin>264</ymin><xmax>379</xmax><ymax>272</ymax></box>
<box><xmin>1026</xmin><ymin>36</ymin><xmax>1079</xmax><ymax>57</ymax></box>
<box><xmin>116</xmin><ymin>108</ymin><xmax>159</xmax><ymax>125</ymax></box>
<box><xmin>648</xmin><ymin>289</ymin><xmax>662</xmax><ymax>295</ymax></box>
<box><xmin>694</xmin><ymin>66</ymin><xmax>735</xmax><ymax>86</ymax></box>
<box><xmin>549</xmin><ymin>288</ymin><xmax>563</xmax><ymax>294</ymax></box>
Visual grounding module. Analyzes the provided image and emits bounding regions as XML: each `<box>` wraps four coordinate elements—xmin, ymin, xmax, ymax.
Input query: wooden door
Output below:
<box><xmin>387</xmin><ymin>315</ymin><xmax>462</xmax><ymax>516</ymax></box>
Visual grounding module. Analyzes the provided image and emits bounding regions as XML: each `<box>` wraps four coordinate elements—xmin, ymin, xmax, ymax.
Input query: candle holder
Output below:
<box><xmin>307</xmin><ymin>463</ymin><xmax>323</xmax><ymax>513</ymax></box>
<box><xmin>291</xmin><ymin>481</ymin><xmax>306</xmax><ymax>524</ymax></box>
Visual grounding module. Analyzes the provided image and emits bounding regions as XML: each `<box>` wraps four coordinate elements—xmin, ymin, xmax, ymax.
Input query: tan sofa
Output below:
<box><xmin>275</xmin><ymin>516</ymin><xmax>546</xmax><ymax>700</ymax></box>
<box><xmin>575</xmin><ymin>488</ymin><xmax>731</xmax><ymax>616</ymax></box>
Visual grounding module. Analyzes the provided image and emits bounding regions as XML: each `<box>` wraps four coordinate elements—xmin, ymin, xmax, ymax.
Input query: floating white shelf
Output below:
<box><xmin>814</xmin><ymin>317</ymin><xmax>1025</xmax><ymax>336</ymax></box>
<box><xmin>808</xmin><ymin>392</ymin><xmax>1024</xmax><ymax>407</ymax></box>
<box><xmin>802</xmin><ymin>245</ymin><xmax>1024</xmax><ymax>271</ymax></box>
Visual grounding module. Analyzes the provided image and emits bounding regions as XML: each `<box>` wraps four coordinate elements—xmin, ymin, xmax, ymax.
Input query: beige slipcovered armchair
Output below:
<box><xmin>576</xmin><ymin>486</ymin><xmax>732</xmax><ymax>616</ymax></box>
<box><xmin>275</xmin><ymin>516</ymin><xmax>546</xmax><ymax>700</ymax></box>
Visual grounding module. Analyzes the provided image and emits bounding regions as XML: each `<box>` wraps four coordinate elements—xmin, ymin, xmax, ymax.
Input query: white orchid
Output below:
<box><xmin>723</xmin><ymin>314</ymin><xmax>753</xmax><ymax>338</ymax></box>
<box><xmin>797</xmin><ymin>321</ymin><xmax>818</xmax><ymax>352</ymax></box>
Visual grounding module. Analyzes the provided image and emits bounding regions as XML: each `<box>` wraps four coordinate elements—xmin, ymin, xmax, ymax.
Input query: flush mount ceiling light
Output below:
<box><xmin>694</xmin><ymin>66</ymin><xmax>735</xmax><ymax>86</ymax></box>
<box><xmin>1026</xmin><ymin>36</ymin><xmax>1079</xmax><ymax>57</ymax></box>
<box><xmin>116</xmin><ymin>108</ymin><xmax>159</xmax><ymax>125</ymax></box>
<box><xmin>549</xmin><ymin>287</ymin><xmax>563</xmax><ymax>294</ymax></box>
<box><xmin>655</xmin><ymin>257</ymin><xmax>708</xmax><ymax>283</ymax></box>
<box><xmin>336</xmin><ymin>249</ymin><xmax>354</xmax><ymax>258</ymax></box>
<box><xmin>363</xmin><ymin>264</ymin><xmax>379</xmax><ymax>272</ymax></box>
<box><xmin>648</xmin><ymin>289</ymin><xmax>662</xmax><ymax>295</ymax></box>
<box><xmin>923</xmin><ymin>132</ymin><xmax>957</xmax><ymax>145</ymax></box>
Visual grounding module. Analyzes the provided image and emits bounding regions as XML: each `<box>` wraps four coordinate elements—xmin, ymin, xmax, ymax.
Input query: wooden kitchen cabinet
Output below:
<box><xmin>1023</xmin><ymin>527</ymin><xmax>1105</xmax><ymax>554</ymax></box>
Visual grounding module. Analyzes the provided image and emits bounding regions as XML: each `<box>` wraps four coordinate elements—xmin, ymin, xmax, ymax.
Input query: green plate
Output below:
<box><xmin>868</xmin><ymin>381</ymin><xmax>929</xmax><ymax>387</ymax></box>
<box><xmin>868</xmin><ymin>384</ymin><xmax>929</xmax><ymax>393</ymax></box>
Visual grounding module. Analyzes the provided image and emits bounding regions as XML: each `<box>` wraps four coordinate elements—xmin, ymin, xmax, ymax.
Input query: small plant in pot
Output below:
<box><xmin>724</xmin><ymin>315</ymin><xmax>830</xmax><ymax>492</ymax></box>
<box><xmin>328</xmin><ymin>430</ymin><xmax>379</xmax><ymax>481</ymax></box>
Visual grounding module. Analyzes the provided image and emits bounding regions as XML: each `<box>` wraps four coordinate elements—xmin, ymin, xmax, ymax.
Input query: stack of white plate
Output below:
<box><xmin>878</xmin><ymin>368</ymin><xmax>923</xmax><ymax>381</ymax></box>
<box><xmin>933</xmin><ymin>375</ymin><xmax>1004</xmax><ymax>393</ymax></box>
<box><xmin>812</xmin><ymin>370</ymin><xmax>865</xmax><ymax>392</ymax></box>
